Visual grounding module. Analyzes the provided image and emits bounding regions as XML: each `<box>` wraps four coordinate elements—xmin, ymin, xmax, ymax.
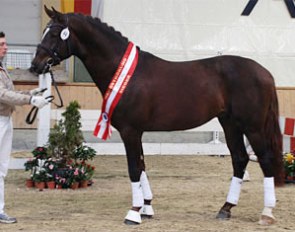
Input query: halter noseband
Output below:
<box><xmin>38</xmin><ymin>23</ymin><xmax>72</xmax><ymax>68</ymax></box>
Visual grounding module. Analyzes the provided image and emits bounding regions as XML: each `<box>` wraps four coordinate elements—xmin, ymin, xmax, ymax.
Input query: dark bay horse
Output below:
<box><xmin>30</xmin><ymin>6</ymin><xmax>284</xmax><ymax>226</ymax></box>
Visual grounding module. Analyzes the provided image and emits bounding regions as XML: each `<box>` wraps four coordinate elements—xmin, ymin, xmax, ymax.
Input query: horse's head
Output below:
<box><xmin>30</xmin><ymin>6</ymin><xmax>72</xmax><ymax>74</ymax></box>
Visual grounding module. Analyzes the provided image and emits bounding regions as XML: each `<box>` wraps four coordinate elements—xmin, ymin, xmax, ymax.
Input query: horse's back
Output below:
<box><xmin>214</xmin><ymin>55</ymin><xmax>275</xmax><ymax>87</ymax></box>
<box><xmin>122</xmin><ymin>53</ymin><xmax>276</xmax><ymax>132</ymax></box>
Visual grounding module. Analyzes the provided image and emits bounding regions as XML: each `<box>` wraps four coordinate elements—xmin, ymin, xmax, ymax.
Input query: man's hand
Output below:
<box><xmin>30</xmin><ymin>96</ymin><xmax>50</xmax><ymax>108</ymax></box>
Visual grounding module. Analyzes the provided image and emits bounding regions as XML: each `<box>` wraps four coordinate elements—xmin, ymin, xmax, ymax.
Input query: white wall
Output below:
<box><xmin>0</xmin><ymin>0</ymin><xmax>41</xmax><ymax>46</ymax></box>
<box><xmin>103</xmin><ymin>0</ymin><xmax>295</xmax><ymax>87</ymax></box>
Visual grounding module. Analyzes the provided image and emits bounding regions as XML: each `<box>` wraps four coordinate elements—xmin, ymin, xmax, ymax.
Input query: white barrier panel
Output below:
<box><xmin>50</xmin><ymin>109</ymin><xmax>229</xmax><ymax>155</ymax></box>
<box><xmin>49</xmin><ymin>110</ymin><xmax>295</xmax><ymax>155</ymax></box>
<box><xmin>36</xmin><ymin>73</ymin><xmax>52</xmax><ymax>147</ymax></box>
<box><xmin>86</xmin><ymin>142</ymin><xmax>229</xmax><ymax>156</ymax></box>
<box><xmin>280</xmin><ymin>117</ymin><xmax>295</xmax><ymax>152</ymax></box>
<box><xmin>51</xmin><ymin>109</ymin><xmax>223</xmax><ymax>132</ymax></box>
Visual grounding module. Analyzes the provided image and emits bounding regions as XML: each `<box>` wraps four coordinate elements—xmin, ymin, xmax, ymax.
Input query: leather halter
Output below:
<box><xmin>26</xmin><ymin>22</ymin><xmax>69</xmax><ymax>124</ymax></box>
<box><xmin>38</xmin><ymin>23</ymin><xmax>72</xmax><ymax>67</ymax></box>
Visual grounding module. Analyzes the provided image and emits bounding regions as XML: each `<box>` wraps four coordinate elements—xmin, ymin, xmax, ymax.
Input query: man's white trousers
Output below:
<box><xmin>0</xmin><ymin>116</ymin><xmax>13</xmax><ymax>214</ymax></box>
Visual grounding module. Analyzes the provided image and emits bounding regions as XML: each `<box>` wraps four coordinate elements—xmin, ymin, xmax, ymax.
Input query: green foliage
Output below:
<box><xmin>47</xmin><ymin>121</ymin><xmax>65</xmax><ymax>159</ymax></box>
<box><xmin>284</xmin><ymin>152</ymin><xmax>295</xmax><ymax>177</ymax></box>
<box><xmin>73</xmin><ymin>145</ymin><xmax>96</xmax><ymax>162</ymax></box>
<box><xmin>32</xmin><ymin>170</ymin><xmax>49</xmax><ymax>183</ymax></box>
<box><xmin>24</xmin><ymin>158</ymin><xmax>38</xmax><ymax>172</ymax></box>
<box><xmin>47</xmin><ymin>100</ymin><xmax>84</xmax><ymax>160</ymax></box>
<box><xmin>32</xmin><ymin>147</ymin><xmax>49</xmax><ymax>159</ymax></box>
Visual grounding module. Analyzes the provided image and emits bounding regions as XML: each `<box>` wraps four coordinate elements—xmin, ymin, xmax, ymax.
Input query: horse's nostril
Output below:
<box><xmin>29</xmin><ymin>64</ymin><xmax>39</xmax><ymax>75</ymax></box>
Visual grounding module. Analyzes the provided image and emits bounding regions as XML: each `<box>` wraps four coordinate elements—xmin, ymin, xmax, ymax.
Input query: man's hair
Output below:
<box><xmin>0</xmin><ymin>32</ymin><xmax>5</xmax><ymax>38</ymax></box>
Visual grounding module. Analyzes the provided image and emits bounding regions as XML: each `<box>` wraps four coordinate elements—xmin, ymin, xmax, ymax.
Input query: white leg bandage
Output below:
<box><xmin>140</xmin><ymin>171</ymin><xmax>153</xmax><ymax>200</ymax></box>
<box><xmin>226</xmin><ymin>177</ymin><xmax>243</xmax><ymax>205</ymax></box>
<box><xmin>263</xmin><ymin>177</ymin><xmax>276</xmax><ymax>208</ymax></box>
<box><xmin>131</xmin><ymin>182</ymin><xmax>144</xmax><ymax>207</ymax></box>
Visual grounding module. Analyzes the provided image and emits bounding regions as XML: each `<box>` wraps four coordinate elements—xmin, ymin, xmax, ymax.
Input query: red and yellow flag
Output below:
<box><xmin>61</xmin><ymin>0</ymin><xmax>92</xmax><ymax>15</ymax></box>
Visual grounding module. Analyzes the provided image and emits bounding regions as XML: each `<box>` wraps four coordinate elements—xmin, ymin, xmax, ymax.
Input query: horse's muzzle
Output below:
<box><xmin>29</xmin><ymin>62</ymin><xmax>50</xmax><ymax>75</ymax></box>
<box><xmin>29</xmin><ymin>64</ymin><xmax>41</xmax><ymax>75</ymax></box>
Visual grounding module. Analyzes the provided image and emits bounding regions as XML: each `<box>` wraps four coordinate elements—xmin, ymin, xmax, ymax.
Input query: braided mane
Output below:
<box><xmin>70</xmin><ymin>13</ymin><xmax>129</xmax><ymax>42</ymax></box>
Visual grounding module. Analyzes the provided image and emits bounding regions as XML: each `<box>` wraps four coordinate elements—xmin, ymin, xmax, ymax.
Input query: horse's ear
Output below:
<box><xmin>44</xmin><ymin>5</ymin><xmax>55</xmax><ymax>19</ymax></box>
<box><xmin>44</xmin><ymin>5</ymin><xmax>65</xmax><ymax>22</ymax></box>
<box><xmin>51</xmin><ymin>7</ymin><xmax>61</xmax><ymax>15</ymax></box>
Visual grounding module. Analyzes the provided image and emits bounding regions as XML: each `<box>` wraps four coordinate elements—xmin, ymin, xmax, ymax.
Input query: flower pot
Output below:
<box><xmin>46</xmin><ymin>181</ymin><xmax>56</xmax><ymax>189</ymax></box>
<box><xmin>57</xmin><ymin>184</ymin><xmax>63</xmax><ymax>189</ymax></box>
<box><xmin>71</xmin><ymin>182</ymin><xmax>79</xmax><ymax>190</ymax></box>
<box><xmin>86</xmin><ymin>180</ymin><xmax>93</xmax><ymax>187</ymax></box>
<box><xmin>35</xmin><ymin>181</ymin><xmax>45</xmax><ymax>191</ymax></box>
<box><xmin>26</xmin><ymin>179</ymin><xmax>34</xmax><ymax>188</ymax></box>
<box><xmin>286</xmin><ymin>175</ymin><xmax>294</xmax><ymax>181</ymax></box>
<box><xmin>79</xmin><ymin>180</ymin><xmax>88</xmax><ymax>188</ymax></box>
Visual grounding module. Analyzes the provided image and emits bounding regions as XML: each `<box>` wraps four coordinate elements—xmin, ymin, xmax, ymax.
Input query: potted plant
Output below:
<box><xmin>44</xmin><ymin>158</ymin><xmax>58</xmax><ymax>189</ymax></box>
<box><xmin>24</xmin><ymin>158</ymin><xmax>38</xmax><ymax>187</ymax></box>
<box><xmin>32</xmin><ymin>170</ymin><xmax>48</xmax><ymax>190</ymax></box>
<box><xmin>54</xmin><ymin>175</ymin><xmax>66</xmax><ymax>189</ymax></box>
<box><xmin>73</xmin><ymin>145</ymin><xmax>96</xmax><ymax>162</ymax></box>
<box><xmin>84</xmin><ymin>163</ymin><xmax>95</xmax><ymax>182</ymax></box>
<box><xmin>24</xmin><ymin>101</ymin><xmax>96</xmax><ymax>190</ymax></box>
<box><xmin>283</xmin><ymin>152</ymin><xmax>295</xmax><ymax>182</ymax></box>
<box><xmin>71</xmin><ymin>162</ymin><xmax>87</xmax><ymax>188</ymax></box>
<box><xmin>32</xmin><ymin>146</ymin><xmax>49</xmax><ymax>159</ymax></box>
<box><xmin>69</xmin><ymin>166</ymin><xmax>80</xmax><ymax>190</ymax></box>
<box><xmin>47</xmin><ymin>101</ymin><xmax>84</xmax><ymax>161</ymax></box>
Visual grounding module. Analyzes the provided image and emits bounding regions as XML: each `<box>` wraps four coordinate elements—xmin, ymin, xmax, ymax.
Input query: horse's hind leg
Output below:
<box><xmin>246</xmin><ymin>132</ymin><xmax>276</xmax><ymax>225</ymax></box>
<box><xmin>120</xmin><ymin>129</ymin><xmax>154</xmax><ymax>225</ymax></box>
<box><xmin>216</xmin><ymin>117</ymin><xmax>249</xmax><ymax>220</ymax></box>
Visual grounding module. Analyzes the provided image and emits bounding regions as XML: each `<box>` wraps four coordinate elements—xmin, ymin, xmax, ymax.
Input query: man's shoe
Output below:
<box><xmin>0</xmin><ymin>213</ymin><xmax>17</xmax><ymax>224</ymax></box>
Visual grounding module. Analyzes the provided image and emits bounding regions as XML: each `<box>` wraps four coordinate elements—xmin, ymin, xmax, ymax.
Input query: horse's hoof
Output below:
<box><xmin>258</xmin><ymin>215</ymin><xmax>275</xmax><ymax>225</ymax></box>
<box><xmin>124</xmin><ymin>219</ymin><xmax>140</xmax><ymax>225</ymax></box>
<box><xmin>124</xmin><ymin>210</ymin><xmax>141</xmax><ymax>225</ymax></box>
<box><xmin>216</xmin><ymin>209</ymin><xmax>231</xmax><ymax>220</ymax></box>
<box><xmin>140</xmin><ymin>205</ymin><xmax>154</xmax><ymax>219</ymax></box>
<box><xmin>141</xmin><ymin>215</ymin><xmax>153</xmax><ymax>219</ymax></box>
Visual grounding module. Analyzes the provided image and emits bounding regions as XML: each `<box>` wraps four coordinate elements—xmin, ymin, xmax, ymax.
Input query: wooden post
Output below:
<box><xmin>37</xmin><ymin>73</ymin><xmax>52</xmax><ymax>147</ymax></box>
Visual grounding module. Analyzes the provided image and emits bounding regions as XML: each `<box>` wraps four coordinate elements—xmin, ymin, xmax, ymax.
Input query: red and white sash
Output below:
<box><xmin>93</xmin><ymin>42</ymin><xmax>138</xmax><ymax>140</ymax></box>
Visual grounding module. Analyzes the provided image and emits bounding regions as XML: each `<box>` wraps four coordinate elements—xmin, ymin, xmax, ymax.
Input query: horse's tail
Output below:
<box><xmin>265</xmin><ymin>86</ymin><xmax>284</xmax><ymax>186</ymax></box>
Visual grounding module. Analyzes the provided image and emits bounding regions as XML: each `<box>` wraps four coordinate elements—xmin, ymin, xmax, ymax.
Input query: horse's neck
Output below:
<box><xmin>70</xmin><ymin>19</ymin><xmax>128</xmax><ymax>94</ymax></box>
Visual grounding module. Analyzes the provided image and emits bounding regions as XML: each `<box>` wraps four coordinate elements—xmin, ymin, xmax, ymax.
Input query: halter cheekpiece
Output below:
<box><xmin>38</xmin><ymin>20</ymin><xmax>71</xmax><ymax>68</ymax></box>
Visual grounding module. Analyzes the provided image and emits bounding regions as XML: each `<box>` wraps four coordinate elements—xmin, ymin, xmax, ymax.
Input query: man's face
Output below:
<box><xmin>0</xmin><ymin>37</ymin><xmax>7</xmax><ymax>60</ymax></box>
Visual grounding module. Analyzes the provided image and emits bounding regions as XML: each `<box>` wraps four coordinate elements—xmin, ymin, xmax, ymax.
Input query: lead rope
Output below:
<box><xmin>26</xmin><ymin>70</ymin><xmax>64</xmax><ymax>124</ymax></box>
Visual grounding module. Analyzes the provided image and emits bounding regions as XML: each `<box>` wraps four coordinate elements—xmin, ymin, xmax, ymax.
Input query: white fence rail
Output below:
<box><xmin>50</xmin><ymin>109</ymin><xmax>295</xmax><ymax>155</ymax></box>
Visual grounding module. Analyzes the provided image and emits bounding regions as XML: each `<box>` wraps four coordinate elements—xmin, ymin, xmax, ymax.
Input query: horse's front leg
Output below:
<box><xmin>120</xmin><ymin>130</ymin><xmax>154</xmax><ymax>225</ymax></box>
